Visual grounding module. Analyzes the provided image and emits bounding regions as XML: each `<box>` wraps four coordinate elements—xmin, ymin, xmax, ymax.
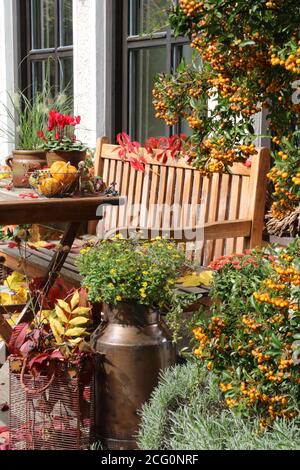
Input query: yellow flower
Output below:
<box><xmin>142</xmin><ymin>282</ymin><xmax>148</xmax><ymax>288</ymax></box>
<box><xmin>113</xmin><ymin>234</ymin><xmax>123</xmax><ymax>240</ymax></box>
<box><xmin>142</xmin><ymin>271</ymin><xmax>149</xmax><ymax>275</ymax></box>
<box><xmin>139</xmin><ymin>288</ymin><xmax>147</xmax><ymax>299</ymax></box>
<box><xmin>80</xmin><ymin>247</ymin><xmax>91</xmax><ymax>255</ymax></box>
<box><xmin>108</xmin><ymin>283</ymin><xmax>114</xmax><ymax>288</ymax></box>
<box><xmin>116</xmin><ymin>295</ymin><xmax>122</xmax><ymax>302</ymax></box>
<box><xmin>110</xmin><ymin>269</ymin><xmax>117</xmax><ymax>275</ymax></box>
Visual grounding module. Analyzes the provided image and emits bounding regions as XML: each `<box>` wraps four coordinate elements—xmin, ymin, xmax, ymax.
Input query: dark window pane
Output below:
<box><xmin>31</xmin><ymin>0</ymin><xmax>55</xmax><ymax>49</ymax></box>
<box><xmin>60</xmin><ymin>0</ymin><xmax>73</xmax><ymax>46</ymax></box>
<box><xmin>32</xmin><ymin>60</ymin><xmax>55</xmax><ymax>96</ymax></box>
<box><xmin>129</xmin><ymin>47</ymin><xmax>167</xmax><ymax>142</ymax></box>
<box><xmin>129</xmin><ymin>0</ymin><xmax>168</xmax><ymax>36</ymax></box>
<box><xmin>173</xmin><ymin>44</ymin><xmax>203</xmax><ymax>136</ymax></box>
<box><xmin>59</xmin><ymin>57</ymin><xmax>73</xmax><ymax>100</ymax></box>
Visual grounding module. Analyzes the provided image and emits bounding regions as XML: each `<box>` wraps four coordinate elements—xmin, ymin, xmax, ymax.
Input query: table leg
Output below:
<box><xmin>43</xmin><ymin>221</ymin><xmax>82</xmax><ymax>295</ymax></box>
<box><xmin>1</xmin><ymin>221</ymin><xmax>83</xmax><ymax>339</ymax></box>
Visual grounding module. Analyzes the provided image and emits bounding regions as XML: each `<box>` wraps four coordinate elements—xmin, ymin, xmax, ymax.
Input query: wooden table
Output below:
<box><xmin>0</xmin><ymin>187</ymin><xmax>122</xmax><ymax>344</ymax></box>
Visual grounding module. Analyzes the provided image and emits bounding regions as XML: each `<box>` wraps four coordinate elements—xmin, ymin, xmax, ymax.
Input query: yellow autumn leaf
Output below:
<box><xmin>56</xmin><ymin>299</ymin><xmax>71</xmax><ymax>313</ymax></box>
<box><xmin>39</xmin><ymin>310</ymin><xmax>55</xmax><ymax>324</ymax></box>
<box><xmin>70</xmin><ymin>291</ymin><xmax>80</xmax><ymax>310</ymax></box>
<box><xmin>50</xmin><ymin>322</ymin><xmax>62</xmax><ymax>345</ymax></box>
<box><xmin>50</xmin><ymin>318</ymin><xmax>65</xmax><ymax>336</ymax></box>
<box><xmin>68</xmin><ymin>337</ymin><xmax>83</xmax><ymax>345</ymax></box>
<box><xmin>65</xmin><ymin>327</ymin><xmax>86</xmax><ymax>337</ymax></box>
<box><xmin>0</xmin><ymin>287</ymin><xmax>28</xmax><ymax>306</ymax></box>
<box><xmin>177</xmin><ymin>271</ymin><xmax>213</xmax><ymax>287</ymax></box>
<box><xmin>69</xmin><ymin>316</ymin><xmax>89</xmax><ymax>326</ymax></box>
<box><xmin>71</xmin><ymin>306</ymin><xmax>91</xmax><ymax>317</ymax></box>
<box><xmin>55</xmin><ymin>305</ymin><xmax>69</xmax><ymax>323</ymax></box>
<box><xmin>4</xmin><ymin>272</ymin><xmax>27</xmax><ymax>292</ymax></box>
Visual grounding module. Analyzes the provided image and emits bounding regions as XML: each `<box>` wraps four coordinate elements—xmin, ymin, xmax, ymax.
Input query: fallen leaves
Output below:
<box><xmin>177</xmin><ymin>270</ymin><xmax>213</xmax><ymax>287</ymax></box>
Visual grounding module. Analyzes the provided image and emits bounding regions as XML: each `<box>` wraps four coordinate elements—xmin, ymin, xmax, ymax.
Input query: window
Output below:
<box><xmin>119</xmin><ymin>0</ymin><xmax>191</xmax><ymax>142</ymax></box>
<box><xmin>19</xmin><ymin>0</ymin><xmax>73</xmax><ymax>100</ymax></box>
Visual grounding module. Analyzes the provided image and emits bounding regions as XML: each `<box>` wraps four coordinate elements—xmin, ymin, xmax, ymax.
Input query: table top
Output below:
<box><xmin>0</xmin><ymin>187</ymin><xmax>122</xmax><ymax>225</ymax></box>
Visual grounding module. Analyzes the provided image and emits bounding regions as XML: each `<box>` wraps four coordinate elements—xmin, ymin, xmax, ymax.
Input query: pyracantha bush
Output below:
<box><xmin>153</xmin><ymin>0</ymin><xmax>300</xmax><ymax>216</ymax></box>
<box><xmin>192</xmin><ymin>240</ymin><xmax>300</xmax><ymax>428</ymax></box>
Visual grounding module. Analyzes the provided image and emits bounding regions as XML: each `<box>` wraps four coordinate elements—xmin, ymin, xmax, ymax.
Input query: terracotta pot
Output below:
<box><xmin>91</xmin><ymin>302</ymin><xmax>176</xmax><ymax>450</ymax></box>
<box><xmin>6</xmin><ymin>150</ymin><xmax>47</xmax><ymax>188</ymax></box>
<box><xmin>46</xmin><ymin>150</ymin><xmax>86</xmax><ymax>168</ymax></box>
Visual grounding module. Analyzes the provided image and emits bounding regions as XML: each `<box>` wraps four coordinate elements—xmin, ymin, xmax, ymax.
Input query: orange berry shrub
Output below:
<box><xmin>192</xmin><ymin>241</ymin><xmax>300</xmax><ymax>426</ymax></box>
<box><xmin>153</xmin><ymin>0</ymin><xmax>300</xmax><ymax>214</ymax></box>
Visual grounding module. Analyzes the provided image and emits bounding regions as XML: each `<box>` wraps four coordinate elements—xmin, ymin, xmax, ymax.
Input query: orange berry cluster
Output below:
<box><xmin>179</xmin><ymin>0</ymin><xmax>204</xmax><ymax>18</ymax></box>
<box><xmin>208</xmin><ymin>316</ymin><xmax>225</xmax><ymax>337</ymax></box>
<box><xmin>270</xmin><ymin>44</ymin><xmax>300</xmax><ymax>74</ymax></box>
<box><xmin>242</xmin><ymin>315</ymin><xmax>261</xmax><ymax>331</ymax></box>
<box><xmin>254</xmin><ymin>291</ymin><xmax>290</xmax><ymax>309</ymax></box>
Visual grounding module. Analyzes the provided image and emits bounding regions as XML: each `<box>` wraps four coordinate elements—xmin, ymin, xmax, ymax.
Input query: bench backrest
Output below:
<box><xmin>92</xmin><ymin>137</ymin><xmax>270</xmax><ymax>265</ymax></box>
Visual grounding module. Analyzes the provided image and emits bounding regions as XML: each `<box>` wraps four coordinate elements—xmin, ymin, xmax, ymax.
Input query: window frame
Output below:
<box><xmin>18</xmin><ymin>0</ymin><xmax>73</xmax><ymax>99</ymax></box>
<box><xmin>118</xmin><ymin>0</ymin><xmax>190</xmax><ymax>141</ymax></box>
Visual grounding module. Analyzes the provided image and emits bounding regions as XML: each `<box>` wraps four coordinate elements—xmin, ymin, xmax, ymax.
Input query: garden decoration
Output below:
<box><xmin>8</xmin><ymin>290</ymin><xmax>95</xmax><ymax>450</ymax></box>
<box><xmin>0</xmin><ymin>87</ymin><xmax>72</xmax><ymax>188</ymax></box>
<box><xmin>153</xmin><ymin>1</ymin><xmax>300</xmax><ymax>224</ymax></box>
<box><xmin>191</xmin><ymin>241</ymin><xmax>300</xmax><ymax>430</ymax></box>
<box><xmin>37</xmin><ymin>110</ymin><xmax>87</xmax><ymax>168</ymax></box>
<box><xmin>78</xmin><ymin>237</ymin><xmax>185</xmax><ymax>449</ymax></box>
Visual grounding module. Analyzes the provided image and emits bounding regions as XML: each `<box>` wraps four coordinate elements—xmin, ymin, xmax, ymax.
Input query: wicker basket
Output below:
<box><xmin>9</xmin><ymin>356</ymin><xmax>94</xmax><ymax>450</ymax></box>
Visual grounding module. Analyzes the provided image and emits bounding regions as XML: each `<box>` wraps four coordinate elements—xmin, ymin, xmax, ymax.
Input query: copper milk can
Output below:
<box><xmin>91</xmin><ymin>302</ymin><xmax>176</xmax><ymax>450</ymax></box>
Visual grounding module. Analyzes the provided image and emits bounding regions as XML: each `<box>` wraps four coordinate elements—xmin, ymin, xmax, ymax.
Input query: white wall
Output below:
<box><xmin>73</xmin><ymin>0</ymin><xmax>112</xmax><ymax>149</ymax></box>
<box><xmin>0</xmin><ymin>0</ymin><xmax>18</xmax><ymax>161</ymax></box>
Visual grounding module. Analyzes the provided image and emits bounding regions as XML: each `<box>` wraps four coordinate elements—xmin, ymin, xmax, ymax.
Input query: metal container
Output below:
<box><xmin>92</xmin><ymin>302</ymin><xmax>176</xmax><ymax>450</ymax></box>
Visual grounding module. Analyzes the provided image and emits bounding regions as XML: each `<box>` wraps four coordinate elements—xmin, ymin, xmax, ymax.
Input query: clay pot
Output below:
<box><xmin>6</xmin><ymin>150</ymin><xmax>47</xmax><ymax>188</ymax></box>
<box><xmin>46</xmin><ymin>150</ymin><xmax>86</xmax><ymax>168</ymax></box>
<box><xmin>91</xmin><ymin>302</ymin><xmax>176</xmax><ymax>450</ymax></box>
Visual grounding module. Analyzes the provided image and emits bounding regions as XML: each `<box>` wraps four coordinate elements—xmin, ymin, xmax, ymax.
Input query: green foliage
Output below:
<box><xmin>77</xmin><ymin>237</ymin><xmax>185</xmax><ymax>307</ymax></box>
<box><xmin>137</xmin><ymin>362</ymin><xmax>300</xmax><ymax>450</ymax></box>
<box><xmin>0</xmin><ymin>85</ymin><xmax>72</xmax><ymax>150</ymax></box>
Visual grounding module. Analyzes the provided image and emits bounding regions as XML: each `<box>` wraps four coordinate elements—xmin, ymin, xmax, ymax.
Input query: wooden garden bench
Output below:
<box><xmin>0</xmin><ymin>137</ymin><xmax>270</xmax><ymax>287</ymax></box>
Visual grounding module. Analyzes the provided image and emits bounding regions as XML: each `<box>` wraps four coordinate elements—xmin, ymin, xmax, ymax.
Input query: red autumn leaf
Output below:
<box><xmin>129</xmin><ymin>157</ymin><xmax>145</xmax><ymax>172</ymax></box>
<box><xmin>20</xmin><ymin>340</ymin><xmax>36</xmax><ymax>355</ymax></box>
<box><xmin>7</xmin><ymin>241</ymin><xmax>18</xmax><ymax>249</ymax></box>
<box><xmin>27</xmin><ymin>352</ymin><xmax>50</xmax><ymax>371</ymax></box>
<box><xmin>8</xmin><ymin>323</ymin><xmax>30</xmax><ymax>355</ymax></box>
<box><xmin>50</xmin><ymin>350</ymin><xmax>64</xmax><ymax>361</ymax></box>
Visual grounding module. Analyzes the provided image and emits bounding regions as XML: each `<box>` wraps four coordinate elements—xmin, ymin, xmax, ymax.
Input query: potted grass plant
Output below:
<box><xmin>0</xmin><ymin>87</ymin><xmax>73</xmax><ymax>188</ymax></box>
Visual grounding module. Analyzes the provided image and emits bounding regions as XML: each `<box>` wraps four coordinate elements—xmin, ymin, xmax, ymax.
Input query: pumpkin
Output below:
<box><xmin>50</xmin><ymin>161</ymin><xmax>77</xmax><ymax>186</ymax></box>
<box><xmin>38</xmin><ymin>177</ymin><xmax>61</xmax><ymax>197</ymax></box>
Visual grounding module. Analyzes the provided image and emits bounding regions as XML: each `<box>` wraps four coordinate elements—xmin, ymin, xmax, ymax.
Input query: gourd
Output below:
<box><xmin>50</xmin><ymin>161</ymin><xmax>77</xmax><ymax>186</ymax></box>
<box><xmin>38</xmin><ymin>177</ymin><xmax>61</xmax><ymax>197</ymax></box>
